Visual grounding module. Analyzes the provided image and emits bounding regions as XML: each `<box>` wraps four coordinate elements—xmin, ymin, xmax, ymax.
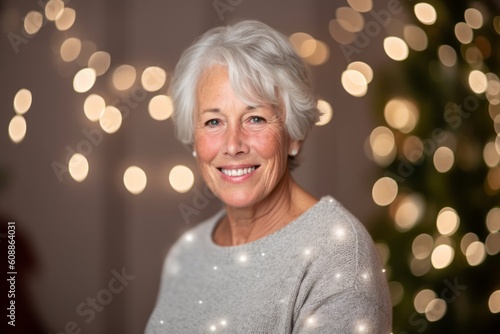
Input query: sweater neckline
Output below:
<box><xmin>203</xmin><ymin>196</ymin><xmax>334</xmax><ymax>252</ymax></box>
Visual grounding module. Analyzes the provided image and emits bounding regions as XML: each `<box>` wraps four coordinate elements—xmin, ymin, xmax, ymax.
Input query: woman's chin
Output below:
<box><xmin>219</xmin><ymin>191</ymin><xmax>259</xmax><ymax>209</ymax></box>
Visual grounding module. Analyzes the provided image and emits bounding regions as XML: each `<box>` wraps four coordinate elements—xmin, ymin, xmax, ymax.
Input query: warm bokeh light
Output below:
<box><xmin>489</xmin><ymin>290</ymin><xmax>500</xmax><ymax>313</ymax></box>
<box><xmin>460</xmin><ymin>232</ymin><xmax>479</xmax><ymax>255</ymax></box>
<box><xmin>384</xmin><ymin>98</ymin><xmax>419</xmax><ymax>133</ymax></box>
<box><xmin>68</xmin><ymin>153</ymin><xmax>89</xmax><ymax>182</ymax></box>
<box><xmin>466</xmin><ymin>241</ymin><xmax>486</xmax><ymax>266</ymax></box>
<box><xmin>341</xmin><ymin>69</ymin><xmax>368</xmax><ymax>97</ymax></box>
<box><xmin>414</xmin><ymin>289</ymin><xmax>437</xmax><ymax>313</ymax></box>
<box><xmin>375</xmin><ymin>242</ymin><xmax>390</xmax><ymax>265</ymax></box>
<box><xmin>431</xmin><ymin>244</ymin><xmax>454</xmax><ymax>269</ymax></box>
<box><xmin>425</xmin><ymin>299</ymin><xmax>446</xmax><ymax>322</ymax></box>
<box><xmin>469</xmin><ymin>70</ymin><xmax>488</xmax><ymax>94</ymax></box>
<box><xmin>289</xmin><ymin>33</ymin><xmax>317</xmax><ymax>58</ymax></box>
<box><xmin>148</xmin><ymin>95</ymin><xmax>173</xmax><ymax>121</ymax></box>
<box><xmin>84</xmin><ymin>94</ymin><xmax>106</xmax><ymax>122</ymax></box>
<box><xmin>24</xmin><ymin>11</ymin><xmax>43</xmax><ymax>35</ymax></box>
<box><xmin>303</xmin><ymin>40</ymin><xmax>330</xmax><ymax>66</ymax></box>
<box><xmin>394</xmin><ymin>194</ymin><xmax>425</xmax><ymax>232</ymax></box>
<box><xmin>485</xmin><ymin>232</ymin><xmax>500</xmax><ymax>256</ymax></box>
<box><xmin>112</xmin><ymin>65</ymin><xmax>137</xmax><ymax>91</ymax></box>
<box><xmin>45</xmin><ymin>0</ymin><xmax>64</xmax><ymax>21</ymax></box>
<box><xmin>436</xmin><ymin>207</ymin><xmax>460</xmax><ymax>236</ymax></box>
<box><xmin>99</xmin><ymin>106</ymin><xmax>122</xmax><ymax>134</ymax></box>
<box><xmin>433</xmin><ymin>146</ymin><xmax>455</xmax><ymax>173</ymax></box>
<box><xmin>55</xmin><ymin>7</ymin><xmax>76</xmax><ymax>31</ymax></box>
<box><xmin>169</xmin><ymin>165</ymin><xmax>195</xmax><ymax>193</ymax></box>
<box><xmin>486</xmin><ymin>207</ymin><xmax>500</xmax><ymax>232</ymax></box>
<box><xmin>410</xmin><ymin>257</ymin><xmax>432</xmax><ymax>277</ymax></box>
<box><xmin>141</xmin><ymin>66</ymin><xmax>167</xmax><ymax>92</ymax></box>
<box><xmin>483</xmin><ymin>142</ymin><xmax>500</xmax><ymax>168</ymax></box>
<box><xmin>438</xmin><ymin>45</ymin><xmax>457</xmax><ymax>67</ymax></box>
<box><xmin>347</xmin><ymin>61</ymin><xmax>373</xmax><ymax>83</ymax></box>
<box><xmin>13</xmin><ymin>88</ymin><xmax>32</xmax><ymax>115</ymax></box>
<box><xmin>383</xmin><ymin>37</ymin><xmax>409</xmax><ymax>61</ymax></box>
<box><xmin>464</xmin><ymin>8</ymin><xmax>483</xmax><ymax>29</ymax></box>
<box><xmin>328</xmin><ymin>20</ymin><xmax>356</xmax><ymax>44</ymax></box>
<box><xmin>8</xmin><ymin>115</ymin><xmax>27</xmax><ymax>144</ymax></box>
<box><xmin>403</xmin><ymin>25</ymin><xmax>428</xmax><ymax>51</ymax></box>
<box><xmin>465</xmin><ymin>46</ymin><xmax>483</xmax><ymax>65</ymax></box>
<box><xmin>123</xmin><ymin>166</ymin><xmax>147</xmax><ymax>195</ymax></box>
<box><xmin>412</xmin><ymin>234</ymin><xmax>434</xmax><ymax>260</ymax></box>
<box><xmin>336</xmin><ymin>7</ymin><xmax>364</xmax><ymax>33</ymax></box>
<box><xmin>388</xmin><ymin>281</ymin><xmax>404</xmax><ymax>306</ymax></box>
<box><xmin>372</xmin><ymin>177</ymin><xmax>398</xmax><ymax>206</ymax></box>
<box><xmin>369</xmin><ymin>126</ymin><xmax>396</xmax><ymax>166</ymax></box>
<box><xmin>403</xmin><ymin>136</ymin><xmax>424</xmax><ymax>163</ymax></box>
<box><xmin>414</xmin><ymin>3</ymin><xmax>437</xmax><ymax>25</ymax></box>
<box><xmin>60</xmin><ymin>37</ymin><xmax>81</xmax><ymax>62</ymax></box>
<box><xmin>316</xmin><ymin>99</ymin><xmax>333</xmax><ymax>126</ymax></box>
<box><xmin>73</xmin><ymin>68</ymin><xmax>96</xmax><ymax>93</ymax></box>
<box><xmin>455</xmin><ymin>22</ymin><xmax>473</xmax><ymax>44</ymax></box>
<box><xmin>486</xmin><ymin>166</ymin><xmax>500</xmax><ymax>191</ymax></box>
<box><xmin>347</xmin><ymin>0</ymin><xmax>372</xmax><ymax>12</ymax></box>
<box><xmin>88</xmin><ymin>51</ymin><xmax>111</xmax><ymax>76</ymax></box>
<box><xmin>487</xmin><ymin>74</ymin><xmax>500</xmax><ymax>105</ymax></box>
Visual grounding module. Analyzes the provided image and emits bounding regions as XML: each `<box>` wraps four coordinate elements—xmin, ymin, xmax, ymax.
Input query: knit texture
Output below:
<box><xmin>145</xmin><ymin>196</ymin><xmax>392</xmax><ymax>333</ymax></box>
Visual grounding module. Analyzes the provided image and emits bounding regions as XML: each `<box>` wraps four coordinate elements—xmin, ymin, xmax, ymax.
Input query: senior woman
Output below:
<box><xmin>146</xmin><ymin>20</ymin><xmax>391</xmax><ymax>333</ymax></box>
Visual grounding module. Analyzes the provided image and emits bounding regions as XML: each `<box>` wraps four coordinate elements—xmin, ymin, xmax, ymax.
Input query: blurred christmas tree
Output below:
<box><xmin>366</xmin><ymin>0</ymin><xmax>500</xmax><ymax>333</ymax></box>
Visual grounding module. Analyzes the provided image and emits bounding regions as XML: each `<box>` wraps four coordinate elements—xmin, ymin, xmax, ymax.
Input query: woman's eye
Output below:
<box><xmin>205</xmin><ymin>119</ymin><xmax>220</xmax><ymax>127</ymax></box>
<box><xmin>249</xmin><ymin>116</ymin><xmax>265</xmax><ymax>124</ymax></box>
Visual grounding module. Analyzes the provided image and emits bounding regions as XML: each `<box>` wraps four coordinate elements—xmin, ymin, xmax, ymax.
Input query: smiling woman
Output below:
<box><xmin>145</xmin><ymin>20</ymin><xmax>391</xmax><ymax>333</ymax></box>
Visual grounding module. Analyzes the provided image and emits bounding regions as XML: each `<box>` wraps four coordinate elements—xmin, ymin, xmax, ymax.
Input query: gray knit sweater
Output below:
<box><xmin>145</xmin><ymin>196</ymin><xmax>392</xmax><ymax>333</ymax></box>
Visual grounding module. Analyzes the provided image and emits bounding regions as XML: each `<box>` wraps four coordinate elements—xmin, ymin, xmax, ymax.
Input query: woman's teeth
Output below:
<box><xmin>221</xmin><ymin>167</ymin><xmax>256</xmax><ymax>176</ymax></box>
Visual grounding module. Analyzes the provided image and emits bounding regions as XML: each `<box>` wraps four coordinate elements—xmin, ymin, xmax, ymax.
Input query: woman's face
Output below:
<box><xmin>194</xmin><ymin>65</ymin><xmax>299</xmax><ymax>209</ymax></box>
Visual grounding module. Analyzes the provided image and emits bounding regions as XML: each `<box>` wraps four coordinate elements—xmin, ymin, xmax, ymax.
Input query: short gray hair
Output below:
<box><xmin>170</xmin><ymin>20</ymin><xmax>320</xmax><ymax>145</ymax></box>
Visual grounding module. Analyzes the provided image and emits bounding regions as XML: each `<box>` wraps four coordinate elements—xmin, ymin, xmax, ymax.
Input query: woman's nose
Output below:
<box><xmin>223</xmin><ymin>123</ymin><xmax>249</xmax><ymax>156</ymax></box>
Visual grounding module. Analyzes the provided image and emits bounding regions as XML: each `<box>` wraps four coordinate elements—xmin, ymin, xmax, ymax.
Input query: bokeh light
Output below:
<box><xmin>88</xmin><ymin>51</ymin><xmax>111</xmax><ymax>76</ymax></box>
<box><xmin>414</xmin><ymin>3</ymin><xmax>437</xmax><ymax>25</ymax></box>
<box><xmin>485</xmin><ymin>233</ymin><xmax>500</xmax><ymax>256</ymax></box>
<box><xmin>403</xmin><ymin>25</ymin><xmax>428</xmax><ymax>51</ymax></box>
<box><xmin>425</xmin><ymin>299</ymin><xmax>447</xmax><ymax>322</ymax></box>
<box><xmin>13</xmin><ymin>88</ymin><xmax>32</xmax><ymax>115</ymax></box>
<box><xmin>369</xmin><ymin>126</ymin><xmax>396</xmax><ymax>166</ymax></box>
<box><xmin>486</xmin><ymin>207</ymin><xmax>500</xmax><ymax>232</ymax></box>
<box><xmin>112</xmin><ymin>65</ymin><xmax>136</xmax><ymax>91</ymax></box>
<box><xmin>60</xmin><ymin>37</ymin><xmax>81</xmax><ymax>62</ymax></box>
<box><xmin>68</xmin><ymin>153</ymin><xmax>89</xmax><ymax>182</ymax></box>
<box><xmin>169</xmin><ymin>165</ymin><xmax>195</xmax><ymax>193</ymax></box>
<box><xmin>328</xmin><ymin>20</ymin><xmax>356</xmax><ymax>44</ymax></box>
<box><xmin>465</xmin><ymin>8</ymin><xmax>483</xmax><ymax>29</ymax></box>
<box><xmin>336</xmin><ymin>7</ymin><xmax>364</xmax><ymax>33</ymax></box>
<box><xmin>455</xmin><ymin>22</ymin><xmax>473</xmax><ymax>44</ymax></box>
<box><xmin>433</xmin><ymin>146</ymin><xmax>455</xmax><ymax>173</ymax></box>
<box><xmin>148</xmin><ymin>95</ymin><xmax>173</xmax><ymax>121</ymax></box>
<box><xmin>412</xmin><ymin>234</ymin><xmax>434</xmax><ymax>260</ymax></box>
<box><xmin>341</xmin><ymin>69</ymin><xmax>368</xmax><ymax>97</ymax></box>
<box><xmin>99</xmin><ymin>106</ymin><xmax>122</xmax><ymax>134</ymax></box>
<box><xmin>489</xmin><ymin>291</ymin><xmax>500</xmax><ymax>313</ymax></box>
<box><xmin>403</xmin><ymin>136</ymin><xmax>424</xmax><ymax>163</ymax></box>
<box><xmin>393</xmin><ymin>194</ymin><xmax>425</xmax><ymax>232</ymax></box>
<box><xmin>123</xmin><ymin>166</ymin><xmax>147</xmax><ymax>195</ymax></box>
<box><xmin>375</xmin><ymin>242</ymin><xmax>390</xmax><ymax>265</ymax></box>
<box><xmin>316</xmin><ymin>99</ymin><xmax>333</xmax><ymax>126</ymax></box>
<box><xmin>141</xmin><ymin>66</ymin><xmax>167</xmax><ymax>92</ymax></box>
<box><xmin>8</xmin><ymin>115</ymin><xmax>27</xmax><ymax>144</ymax></box>
<box><xmin>410</xmin><ymin>257</ymin><xmax>432</xmax><ymax>277</ymax></box>
<box><xmin>45</xmin><ymin>0</ymin><xmax>64</xmax><ymax>21</ymax></box>
<box><xmin>347</xmin><ymin>0</ymin><xmax>372</xmax><ymax>13</ymax></box>
<box><xmin>303</xmin><ymin>40</ymin><xmax>330</xmax><ymax>66</ymax></box>
<box><xmin>460</xmin><ymin>232</ymin><xmax>479</xmax><ymax>255</ymax></box>
<box><xmin>384</xmin><ymin>37</ymin><xmax>409</xmax><ymax>61</ymax></box>
<box><xmin>24</xmin><ymin>11</ymin><xmax>43</xmax><ymax>35</ymax></box>
<box><xmin>55</xmin><ymin>7</ymin><xmax>76</xmax><ymax>31</ymax></box>
<box><xmin>414</xmin><ymin>289</ymin><xmax>437</xmax><ymax>313</ymax></box>
<box><xmin>431</xmin><ymin>244</ymin><xmax>454</xmax><ymax>269</ymax></box>
<box><xmin>347</xmin><ymin>61</ymin><xmax>373</xmax><ymax>83</ymax></box>
<box><xmin>469</xmin><ymin>70</ymin><xmax>488</xmax><ymax>94</ymax></box>
<box><xmin>384</xmin><ymin>98</ymin><xmax>419</xmax><ymax>133</ymax></box>
<box><xmin>84</xmin><ymin>94</ymin><xmax>105</xmax><ymax>122</ymax></box>
<box><xmin>436</xmin><ymin>207</ymin><xmax>460</xmax><ymax>236</ymax></box>
<box><xmin>372</xmin><ymin>177</ymin><xmax>398</xmax><ymax>206</ymax></box>
<box><xmin>438</xmin><ymin>45</ymin><xmax>457</xmax><ymax>67</ymax></box>
<box><xmin>388</xmin><ymin>281</ymin><xmax>404</xmax><ymax>306</ymax></box>
<box><xmin>483</xmin><ymin>142</ymin><xmax>499</xmax><ymax>168</ymax></box>
<box><xmin>466</xmin><ymin>241</ymin><xmax>486</xmax><ymax>266</ymax></box>
<box><xmin>73</xmin><ymin>68</ymin><xmax>96</xmax><ymax>93</ymax></box>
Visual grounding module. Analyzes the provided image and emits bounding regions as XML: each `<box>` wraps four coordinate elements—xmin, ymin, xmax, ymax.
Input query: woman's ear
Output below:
<box><xmin>288</xmin><ymin>140</ymin><xmax>302</xmax><ymax>156</ymax></box>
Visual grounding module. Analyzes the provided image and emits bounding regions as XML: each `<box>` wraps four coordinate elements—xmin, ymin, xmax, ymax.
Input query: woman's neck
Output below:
<box><xmin>213</xmin><ymin>172</ymin><xmax>318</xmax><ymax>246</ymax></box>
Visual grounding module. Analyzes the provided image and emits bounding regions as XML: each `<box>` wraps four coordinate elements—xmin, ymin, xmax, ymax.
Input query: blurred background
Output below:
<box><xmin>0</xmin><ymin>0</ymin><xmax>499</xmax><ymax>333</ymax></box>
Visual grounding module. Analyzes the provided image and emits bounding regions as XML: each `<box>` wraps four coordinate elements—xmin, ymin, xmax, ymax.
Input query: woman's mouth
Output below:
<box><xmin>218</xmin><ymin>166</ymin><xmax>260</xmax><ymax>177</ymax></box>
